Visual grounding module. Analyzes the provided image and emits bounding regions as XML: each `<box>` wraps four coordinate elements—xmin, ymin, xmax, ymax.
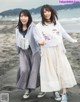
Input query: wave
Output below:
<box><xmin>59</xmin><ymin>17</ymin><xmax>80</xmax><ymax>22</ymax></box>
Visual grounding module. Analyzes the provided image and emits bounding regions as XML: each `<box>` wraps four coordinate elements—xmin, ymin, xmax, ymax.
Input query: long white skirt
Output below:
<box><xmin>40</xmin><ymin>45</ymin><xmax>77</xmax><ymax>92</ymax></box>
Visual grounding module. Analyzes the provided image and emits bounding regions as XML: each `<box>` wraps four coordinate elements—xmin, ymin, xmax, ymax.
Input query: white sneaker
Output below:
<box><xmin>53</xmin><ymin>92</ymin><xmax>61</xmax><ymax>101</ymax></box>
<box><xmin>22</xmin><ymin>89</ymin><xmax>30</xmax><ymax>99</ymax></box>
<box><xmin>37</xmin><ymin>92</ymin><xmax>46</xmax><ymax>98</ymax></box>
<box><xmin>61</xmin><ymin>93</ymin><xmax>68</xmax><ymax>102</ymax></box>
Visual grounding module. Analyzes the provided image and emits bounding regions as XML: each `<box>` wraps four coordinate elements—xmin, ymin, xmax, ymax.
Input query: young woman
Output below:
<box><xmin>34</xmin><ymin>5</ymin><xmax>77</xmax><ymax>102</ymax></box>
<box><xmin>16</xmin><ymin>9</ymin><xmax>40</xmax><ymax>99</ymax></box>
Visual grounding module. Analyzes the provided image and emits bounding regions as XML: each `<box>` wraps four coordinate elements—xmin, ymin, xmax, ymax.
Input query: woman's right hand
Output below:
<box><xmin>39</xmin><ymin>40</ymin><xmax>46</xmax><ymax>45</ymax></box>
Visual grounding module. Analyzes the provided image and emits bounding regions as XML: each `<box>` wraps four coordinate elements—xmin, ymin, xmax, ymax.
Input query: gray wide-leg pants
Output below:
<box><xmin>16</xmin><ymin>48</ymin><xmax>41</xmax><ymax>89</ymax></box>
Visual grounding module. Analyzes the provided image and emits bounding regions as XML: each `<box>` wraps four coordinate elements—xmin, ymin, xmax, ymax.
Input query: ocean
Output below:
<box><xmin>32</xmin><ymin>8</ymin><xmax>80</xmax><ymax>33</ymax></box>
<box><xmin>0</xmin><ymin>8</ymin><xmax>80</xmax><ymax>33</ymax></box>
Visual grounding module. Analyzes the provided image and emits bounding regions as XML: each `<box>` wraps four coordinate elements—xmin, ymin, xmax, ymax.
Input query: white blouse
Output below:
<box><xmin>34</xmin><ymin>20</ymin><xmax>77</xmax><ymax>53</ymax></box>
<box><xmin>16</xmin><ymin>29</ymin><xmax>29</xmax><ymax>50</ymax></box>
<box><xmin>38</xmin><ymin>23</ymin><xmax>63</xmax><ymax>47</ymax></box>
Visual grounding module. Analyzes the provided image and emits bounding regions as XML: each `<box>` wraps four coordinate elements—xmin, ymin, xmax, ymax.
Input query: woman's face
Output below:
<box><xmin>43</xmin><ymin>9</ymin><xmax>51</xmax><ymax>21</ymax></box>
<box><xmin>20</xmin><ymin>13</ymin><xmax>29</xmax><ymax>25</ymax></box>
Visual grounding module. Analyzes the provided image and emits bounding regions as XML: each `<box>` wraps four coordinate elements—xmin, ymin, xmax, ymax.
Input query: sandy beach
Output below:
<box><xmin>0</xmin><ymin>21</ymin><xmax>18</xmax><ymax>76</ymax></box>
<box><xmin>0</xmin><ymin>21</ymin><xmax>80</xmax><ymax>77</ymax></box>
<box><xmin>0</xmin><ymin>20</ymin><xmax>80</xmax><ymax>102</ymax></box>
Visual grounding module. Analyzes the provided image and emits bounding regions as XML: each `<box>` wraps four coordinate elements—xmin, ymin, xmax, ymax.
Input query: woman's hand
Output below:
<box><xmin>72</xmin><ymin>39</ymin><xmax>77</xmax><ymax>43</ymax></box>
<box><xmin>39</xmin><ymin>39</ymin><xmax>46</xmax><ymax>45</ymax></box>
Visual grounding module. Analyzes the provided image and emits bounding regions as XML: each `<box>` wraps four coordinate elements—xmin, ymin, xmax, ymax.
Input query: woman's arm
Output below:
<box><xmin>57</xmin><ymin>20</ymin><xmax>77</xmax><ymax>43</ymax></box>
<box><xmin>16</xmin><ymin>28</ymin><xmax>18</xmax><ymax>45</ymax></box>
<box><xmin>15</xmin><ymin>28</ymin><xmax>20</xmax><ymax>53</ymax></box>
<box><xmin>33</xmin><ymin>26</ymin><xmax>46</xmax><ymax>45</ymax></box>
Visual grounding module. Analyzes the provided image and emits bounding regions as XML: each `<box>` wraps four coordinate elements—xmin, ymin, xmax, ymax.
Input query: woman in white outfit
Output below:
<box><xmin>34</xmin><ymin>5</ymin><xmax>77</xmax><ymax>102</ymax></box>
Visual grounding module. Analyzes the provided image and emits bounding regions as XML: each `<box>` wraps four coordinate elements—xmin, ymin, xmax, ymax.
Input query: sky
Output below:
<box><xmin>0</xmin><ymin>0</ymin><xmax>61</xmax><ymax>12</ymax></box>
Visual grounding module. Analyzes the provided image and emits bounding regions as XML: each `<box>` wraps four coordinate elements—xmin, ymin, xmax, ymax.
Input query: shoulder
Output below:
<box><xmin>56</xmin><ymin>20</ymin><xmax>62</xmax><ymax>27</ymax></box>
<box><xmin>15</xmin><ymin>27</ymin><xmax>19</xmax><ymax>33</ymax></box>
<box><xmin>29</xmin><ymin>22</ymin><xmax>36</xmax><ymax>31</ymax></box>
<box><xmin>30</xmin><ymin>22</ymin><xmax>35</xmax><ymax>27</ymax></box>
<box><xmin>36</xmin><ymin>22</ymin><xmax>42</xmax><ymax>27</ymax></box>
<box><xmin>36</xmin><ymin>22</ymin><xmax>43</xmax><ymax>29</ymax></box>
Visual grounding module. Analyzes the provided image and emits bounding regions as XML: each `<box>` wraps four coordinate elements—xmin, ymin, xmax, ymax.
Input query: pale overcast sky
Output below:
<box><xmin>0</xmin><ymin>0</ymin><xmax>61</xmax><ymax>12</ymax></box>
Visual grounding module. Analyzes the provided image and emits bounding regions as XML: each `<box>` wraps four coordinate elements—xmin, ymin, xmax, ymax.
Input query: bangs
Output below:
<box><xmin>44</xmin><ymin>7</ymin><xmax>51</xmax><ymax>12</ymax></box>
<box><xmin>20</xmin><ymin>12</ymin><xmax>28</xmax><ymax>16</ymax></box>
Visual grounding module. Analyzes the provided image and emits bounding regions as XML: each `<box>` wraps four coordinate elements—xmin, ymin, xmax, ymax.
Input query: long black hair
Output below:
<box><xmin>41</xmin><ymin>5</ymin><xmax>58</xmax><ymax>25</ymax></box>
<box><xmin>17</xmin><ymin>9</ymin><xmax>32</xmax><ymax>32</ymax></box>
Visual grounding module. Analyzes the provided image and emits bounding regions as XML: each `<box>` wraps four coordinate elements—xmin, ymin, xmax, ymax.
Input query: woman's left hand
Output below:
<box><xmin>72</xmin><ymin>39</ymin><xmax>77</xmax><ymax>43</ymax></box>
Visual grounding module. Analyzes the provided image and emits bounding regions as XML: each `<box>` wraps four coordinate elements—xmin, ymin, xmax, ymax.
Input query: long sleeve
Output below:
<box><xmin>16</xmin><ymin>28</ymin><xmax>18</xmax><ymax>46</ymax></box>
<box><xmin>33</xmin><ymin>26</ymin><xmax>45</xmax><ymax>45</ymax></box>
<box><xmin>57</xmin><ymin>20</ymin><xmax>77</xmax><ymax>43</ymax></box>
<box><xmin>15</xmin><ymin>28</ymin><xmax>20</xmax><ymax>54</ymax></box>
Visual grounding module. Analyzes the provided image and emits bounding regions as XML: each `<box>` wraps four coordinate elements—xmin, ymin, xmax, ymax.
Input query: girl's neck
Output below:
<box><xmin>45</xmin><ymin>19</ymin><xmax>52</xmax><ymax>24</ymax></box>
<box><xmin>45</xmin><ymin>21</ymin><xmax>52</xmax><ymax>25</ymax></box>
<box><xmin>22</xmin><ymin>25</ymin><xmax>27</xmax><ymax>31</ymax></box>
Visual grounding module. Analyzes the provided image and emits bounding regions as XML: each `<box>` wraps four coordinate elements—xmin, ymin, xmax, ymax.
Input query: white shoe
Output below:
<box><xmin>53</xmin><ymin>92</ymin><xmax>61</xmax><ymax>101</ymax></box>
<box><xmin>61</xmin><ymin>93</ymin><xmax>68</xmax><ymax>102</ymax></box>
<box><xmin>37</xmin><ymin>92</ymin><xmax>46</xmax><ymax>98</ymax></box>
<box><xmin>23</xmin><ymin>94</ymin><xmax>29</xmax><ymax>99</ymax></box>
<box><xmin>22</xmin><ymin>89</ymin><xmax>30</xmax><ymax>99</ymax></box>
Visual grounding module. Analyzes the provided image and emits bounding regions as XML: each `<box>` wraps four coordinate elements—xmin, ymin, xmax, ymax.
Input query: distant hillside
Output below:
<box><xmin>0</xmin><ymin>4</ymin><xmax>80</xmax><ymax>16</ymax></box>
